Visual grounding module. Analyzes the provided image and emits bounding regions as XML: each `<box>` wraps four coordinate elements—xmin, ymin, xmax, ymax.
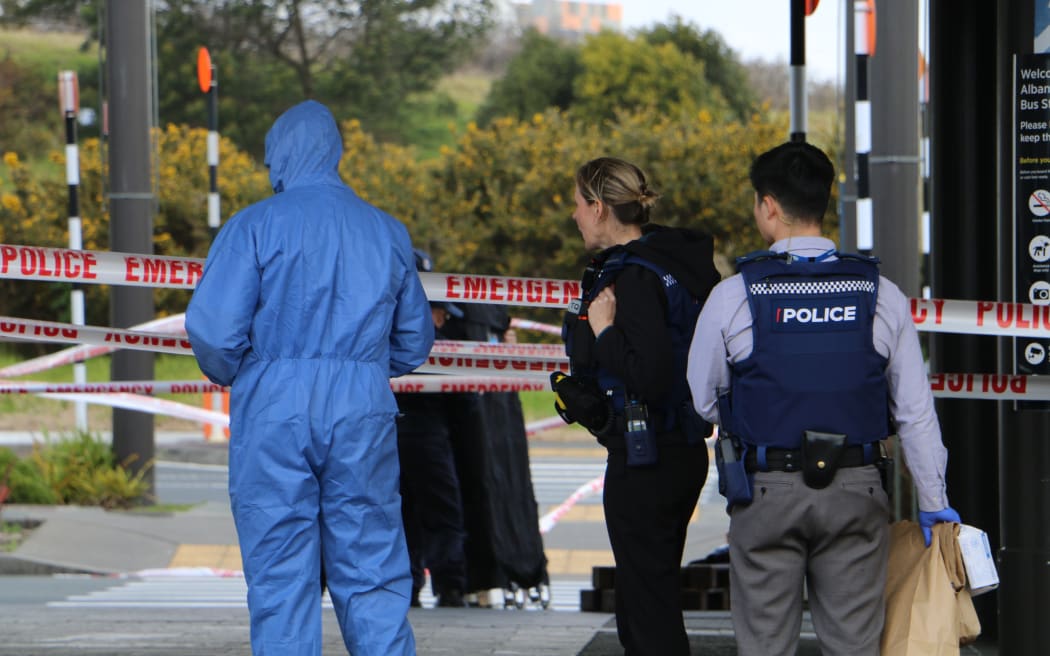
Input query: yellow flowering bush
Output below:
<box><xmin>0</xmin><ymin>127</ymin><xmax>268</xmax><ymax>327</ymax></box>
<box><xmin>2</xmin><ymin>107</ymin><xmax>827</xmax><ymax>333</ymax></box>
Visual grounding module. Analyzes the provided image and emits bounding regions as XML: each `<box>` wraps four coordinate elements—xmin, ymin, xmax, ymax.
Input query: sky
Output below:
<box><xmin>617</xmin><ymin>1</ymin><xmax>844</xmax><ymax>82</ymax></box>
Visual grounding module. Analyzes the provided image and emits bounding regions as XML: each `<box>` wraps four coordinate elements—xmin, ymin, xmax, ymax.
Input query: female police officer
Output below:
<box><xmin>555</xmin><ymin>157</ymin><xmax>720</xmax><ymax>655</ymax></box>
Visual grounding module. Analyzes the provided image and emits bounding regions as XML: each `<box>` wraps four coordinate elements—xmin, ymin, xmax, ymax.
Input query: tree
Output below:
<box><xmin>3</xmin><ymin>0</ymin><xmax>496</xmax><ymax>155</ymax></box>
<box><xmin>639</xmin><ymin>16</ymin><xmax>756</xmax><ymax>121</ymax></box>
<box><xmin>569</xmin><ymin>31</ymin><xmax>729</xmax><ymax>125</ymax></box>
<box><xmin>152</xmin><ymin>0</ymin><xmax>496</xmax><ymax>150</ymax></box>
<box><xmin>475</xmin><ymin>28</ymin><xmax>579</xmax><ymax>126</ymax></box>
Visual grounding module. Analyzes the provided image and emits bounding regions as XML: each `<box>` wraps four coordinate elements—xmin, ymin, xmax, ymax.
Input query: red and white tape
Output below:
<box><xmin>0</xmin><ymin>315</ymin><xmax>193</xmax><ymax>355</ymax></box>
<box><xmin>928</xmin><ymin>373</ymin><xmax>1050</xmax><ymax>401</ymax></box>
<box><xmin>416</xmin><ymin>355</ymin><xmax>567</xmax><ymax>378</ymax></box>
<box><xmin>526</xmin><ymin>416</ymin><xmax>569</xmax><ymax>436</ymax></box>
<box><xmin>431</xmin><ymin>340</ymin><xmax>565</xmax><ymax>360</ymax></box>
<box><xmin>38</xmin><ymin>392</ymin><xmax>229</xmax><ymax>426</ymax></box>
<box><xmin>911</xmin><ymin>298</ymin><xmax>1050</xmax><ymax>338</ymax></box>
<box><xmin>539</xmin><ymin>475</ymin><xmax>604</xmax><ymax>535</ymax></box>
<box><xmin>390</xmin><ymin>375</ymin><xmax>550</xmax><ymax>394</ymax></box>
<box><xmin>0</xmin><ymin>379</ymin><xmax>222</xmax><ymax>395</ymax></box>
<box><xmin>0</xmin><ymin>243</ymin><xmax>580</xmax><ymax>308</ymax></box>
<box><xmin>0</xmin><ymin>316</ymin><xmax>570</xmax><ymax>375</ymax></box>
<box><xmin>511</xmin><ymin>318</ymin><xmax>563</xmax><ymax>336</ymax></box>
<box><xmin>0</xmin><ymin>243</ymin><xmax>203</xmax><ymax>289</ymax></box>
<box><xmin>4</xmin><ymin>244</ymin><xmax>1050</xmax><ymax>336</ymax></box>
<box><xmin>0</xmin><ymin>314</ymin><xmax>186</xmax><ymax>378</ymax></box>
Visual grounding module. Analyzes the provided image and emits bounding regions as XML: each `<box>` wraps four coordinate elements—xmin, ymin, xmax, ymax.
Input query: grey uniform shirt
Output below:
<box><xmin>686</xmin><ymin>236</ymin><xmax>949</xmax><ymax>512</ymax></box>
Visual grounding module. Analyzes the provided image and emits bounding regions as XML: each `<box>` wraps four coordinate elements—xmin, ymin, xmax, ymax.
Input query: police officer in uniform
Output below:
<box><xmin>396</xmin><ymin>249</ymin><xmax>469</xmax><ymax>608</ymax></box>
<box><xmin>686</xmin><ymin>141</ymin><xmax>960</xmax><ymax>656</ymax></box>
<box><xmin>555</xmin><ymin>157</ymin><xmax>720</xmax><ymax>655</ymax></box>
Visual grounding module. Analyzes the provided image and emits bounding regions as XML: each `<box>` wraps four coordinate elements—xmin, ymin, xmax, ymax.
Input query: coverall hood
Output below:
<box><xmin>264</xmin><ymin>100</ymin><xmax>343</xmax><ymax>194</ymax></box>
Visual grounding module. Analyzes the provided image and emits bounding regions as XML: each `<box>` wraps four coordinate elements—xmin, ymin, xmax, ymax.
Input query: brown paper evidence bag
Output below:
<box><xmin>881</xmin><ymin>521</ymin><xmax>981</xmax><ymax>656</ymax></box>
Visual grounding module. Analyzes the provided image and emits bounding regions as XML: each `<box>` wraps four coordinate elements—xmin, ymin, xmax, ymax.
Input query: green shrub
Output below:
<box><xmin>3</xmin><ymin>433</ymin><xmax>152</xmax><ymax>508</ymax></box>
<box><xmin>0</xmin><ymin>446</ymin><xmax>58</xmax><ymax>505</ymax></box>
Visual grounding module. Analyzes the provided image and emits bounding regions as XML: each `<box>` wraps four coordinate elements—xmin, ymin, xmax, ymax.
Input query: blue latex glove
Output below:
<box><xmin>918</xmin><ymin>507</ymin><xmax>961</xmax><ymax>547</ymax></box>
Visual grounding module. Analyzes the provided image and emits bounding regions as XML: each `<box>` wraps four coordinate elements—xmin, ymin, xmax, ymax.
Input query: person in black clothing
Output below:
<box><xmin>556</xmin><ymin>157</ymin><xmax>720</xmax><ymax>655</ymax></box>
<box><xmin>442</xmin><ymin>303</ymin><xmax>550</xmax><ymax>607</ymax></box>
<box><xmin>396</xmin><ymin>249</ymin><xmax>469</xmax><ymax>608</ymax></box>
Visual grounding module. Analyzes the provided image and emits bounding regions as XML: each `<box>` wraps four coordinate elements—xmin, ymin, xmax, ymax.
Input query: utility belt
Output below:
<box><xmin>715</xmin><ymin>429</ymin><xmax>894</xmax><ymax>511</ymax></box>
<box><xmin>744</xmin><ymin>443</ymin><xmax>872</xmax><ymax>473</ymax></box>
<box><xmin>550</xmin><ymin>372</ymin><xmax>709</xmax><ymax>468</ymax></box>
<box><xmin>598</xmin><ymin>414</ymin><xmax>695</xmax><ymax>449</ymax></box>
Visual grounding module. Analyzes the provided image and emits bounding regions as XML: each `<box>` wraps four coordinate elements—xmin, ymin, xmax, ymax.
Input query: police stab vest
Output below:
<box><xmin>563</xmin><ymin>246</ymin><xmax>711</xmax><ymax>442</ymax></box>
<box><xmin>726</xmin><ymin>251</ymin><xmax>890</xmax><ymax>449</ymax></box>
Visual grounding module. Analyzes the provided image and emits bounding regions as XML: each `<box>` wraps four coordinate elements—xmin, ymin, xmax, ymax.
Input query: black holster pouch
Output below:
<box><xmin>550</xmin><ymin>372</ymin><xmax>613</xmax><ymax>437</ymax></box>
<box><xmin>715</xmin><ymin>394</ymin><xmax>752</xmax><ymax>509</ymax></box>
<box><xmin>801</xmin><ymin>430</ymin><xmax>847</xmax><ymax>489</ymax></box>
<box><xmin>875</xmin><ymin>447</ymin><xmax>894</xmax><ymax>499</ymax></box>
<box><xmin>715</xmin><ymin>431</ymin><xmax>752</xmax><ymax>509</ymax></box>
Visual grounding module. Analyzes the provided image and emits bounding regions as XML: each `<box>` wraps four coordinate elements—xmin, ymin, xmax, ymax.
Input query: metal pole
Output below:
<box><xmin>105</xmin><ymin>0</ymin><xmax>155</xmax><ymax>496</ymax></box>
<box><xmin>206</xmin><ymin>58</ymin><xmax>219</xmax><ymax>241</ymax></box>
<box><xmin>59</xmin><ymin>70</ymin><xmax>88</xmax><ymax>433</ymax></box>
<box><xmin>841</xmin><ymin>0</ymin><xmax>858</xmax><ymax>253</ymax></box>
<box><xmin>996</xmin><ymin>0</ymin><xmax>1050</xmax><ymax>649</ymax></box>
<box><xmin>200</xmin><ymin>47</ymin><xmax>223</xmax><ymax>440</ymax></box>
<box><xmin>929</xmin><ymin>0</ymin><xmax>1002</xmax><ymax>641</ymax></box>
<box><xmin>869</xmin><ymin>0</ymin><xmax>921</xmax><ymax>294</ymax></box>
<box><xmin>790</xmin><ymin>0</ymin><xmax>808</xmax><ymax>142</ymax></box>
<box><xmin>855</xmin><ymin>0</ymin><xmax>874</xmax><ymax>253</ymax></box>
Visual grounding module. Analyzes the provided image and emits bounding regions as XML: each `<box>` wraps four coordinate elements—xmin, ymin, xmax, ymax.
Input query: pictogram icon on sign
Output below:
<box><xmin>1031</xmin><ymin>235</ymin><xmax>1050</xmax><ymax>262</ymax></box>
<box><xmin>1025</xmin><ymin>342</ymin><xmax>1046</xmax><ymax>365</ymax></box>
<box><xmin>1030</xmin><ymin>189</ymin><xmax>1050</xmax><ymax>216</ymax></box>
<box><xmin>1029</xmin><ymin>280</ymin><xmax>1050</xmax><ymax>304</ymax></box>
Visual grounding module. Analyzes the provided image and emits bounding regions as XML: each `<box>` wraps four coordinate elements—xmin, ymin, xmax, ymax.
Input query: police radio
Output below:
<box><xmin>624</xmin><ymin>394</ymin><xmax>657</xmax><ymax>467</ymax></box>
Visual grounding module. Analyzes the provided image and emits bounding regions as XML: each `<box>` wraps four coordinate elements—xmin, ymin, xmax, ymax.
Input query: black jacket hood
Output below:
<box><xmin>616</xmin><ymin>224</ymin><xmax>722</xmax><ymax>302</ymax></box>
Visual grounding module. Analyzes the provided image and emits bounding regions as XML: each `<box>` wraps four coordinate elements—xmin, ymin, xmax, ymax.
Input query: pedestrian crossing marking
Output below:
<box><xmin>544</xmin><ymin>548</ymin><xmax>615</xmax><ymax>575</ymax></box>
<box><xmin>47</xmin><ymin>575</ymin><xmax>595</xmax><ymax>613</ymax></box>
<box><xmin>169</xmin><ymin>544</ymin><xmax>241</xmax><ymax>570</ymax></box>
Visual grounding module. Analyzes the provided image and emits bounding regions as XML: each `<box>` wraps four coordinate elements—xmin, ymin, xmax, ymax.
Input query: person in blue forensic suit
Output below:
<box><xmin>686</xmin><ymin>141</ymin><xmax>959</xmax><ymax>656</ymax></box>
<box><xmin>186</xmin><ymin>100</ymin><xmax>434</xmax><ymax>656</ymax></box>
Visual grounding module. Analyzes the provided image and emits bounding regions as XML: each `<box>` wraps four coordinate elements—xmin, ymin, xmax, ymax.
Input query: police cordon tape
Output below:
<box><xmin>38</xmin><ymin>391</ymin><xmax>229</xmax><ymax>426</ymax></box>
<box><xmin>0</xmin><ymin>379</ymin><xmax>223</xmax><ymax>395</ymax></box>
<box><xmin>0</xmin><ymin>375</ymin><xmax>552</xmax><ymax>397</ymax></box>
<box><xmin>2</xmin><ymin>370</ymin><xmax>1048</xmax><ymax>402</ymax></box>
<box><xmin>0</xmin><ymin>243</ymin><xmax>580</xmax><ymax>308</ymax></box>
<box><xmin>0</xmin><ymin>315</ymin><xmax>193</xmax><ymax>355</ymax></box>
<box><xmin>391</xmin><ymin>375</ymin><xmax>552</xmax><ymax>393</ymax></box>
<box><xmin>431</xmin><ymin>340</ymin><xmax>566</xmax><ymax>360</ymax></box>
<box><xmin>538</xmin><ymin>475</ymin><xmax>604</xmax><ymax>535</ymax></box>
<box><xmin>0</xmin><ymin>314</ymin><xmax>186</xmax><ymax>378</ymax></box>
<box><xmin>4</xmin><ymin>315</ymin><xmax>1050</xmax><ymax>399</ymax></box>
<box><xmin>0</xmin><ymin>316</ymin><xmax>561</xmax><ymax>379</ymax></box>
<box><xmin>0</xmin><ymin>316</ymin><xmax>573</xmax><ymax>374</ymax></box>
<box><xmin>510</xmin><ymin>317</ymin><xmax>562</xmax><ymax>336</ymax></box>
<box><xmin>5</xmin><ymin>243</ymin><xmax>1050</xmax><ymax>338</ymax></box>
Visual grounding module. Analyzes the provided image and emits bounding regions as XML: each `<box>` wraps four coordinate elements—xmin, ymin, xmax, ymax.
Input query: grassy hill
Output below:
<box><xmin>0</xmin><ymin>28</ymin><xmax>95</xmax><ymax>73</ymax></box>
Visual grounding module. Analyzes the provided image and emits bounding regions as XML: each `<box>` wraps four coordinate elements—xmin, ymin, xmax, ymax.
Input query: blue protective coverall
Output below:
<box><xmin>185</xmin><ymin>100</ymin><xmax>434</xmax><ymax>656</ymax></box>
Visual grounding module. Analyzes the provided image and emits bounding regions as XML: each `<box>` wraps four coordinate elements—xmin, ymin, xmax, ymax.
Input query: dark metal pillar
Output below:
<box><xmin>870</xmin><ymin>0</ymin><xmax>921</xmax><ymax>292</ymax></box>
<box><xmin>996</xmin><ymin>1</ymin><xmax>1050</xmax><ymax>650</ymax></box>
<box><xmin>930</xmin><ymin>0</ymin><xmax>1002</xmax><ymax>641</ymax></box>
<box><xmin>790</xmin><ymin>0</ymin><xmax>808</xmax><ymax>142</ymax></box>
<box><xmin>106</xmin><ymin>0</ymin><xmax>155</xmax><ymax>496</ymax></box>
<box><xmin>840</xmin><ymin>0</ymin><xmax>858</xmax><ymax>253</ymax></box>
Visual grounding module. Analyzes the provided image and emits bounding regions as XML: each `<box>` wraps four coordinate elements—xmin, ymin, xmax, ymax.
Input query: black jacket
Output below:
<box><xmin>587</xmin><ymin>225</ymin><xmax>720</xmax><ymax>405</ymax></box>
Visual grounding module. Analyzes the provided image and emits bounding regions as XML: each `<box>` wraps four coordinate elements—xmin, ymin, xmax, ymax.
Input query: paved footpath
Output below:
<box><xmin>0</xmin><ymin>432</ymin><xmax>998</xmax><ymax>654</ymax></box>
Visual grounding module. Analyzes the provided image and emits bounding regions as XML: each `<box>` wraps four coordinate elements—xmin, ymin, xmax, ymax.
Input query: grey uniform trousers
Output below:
<box><xmin>728</xmin><ymin>465</ymin><xmax>891</xmax><ymax>656</ymax></box>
